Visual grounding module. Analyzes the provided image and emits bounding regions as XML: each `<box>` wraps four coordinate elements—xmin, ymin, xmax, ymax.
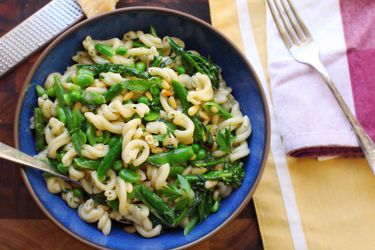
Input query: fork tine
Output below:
<box><xmin>279</xmin><ymin>0</ymin><xmax>305</xmax><ymax>41</ymax></box>
<box><xmin>272</xmin><ymin>0</ymin><xmax>299</xmax><ymax>45</ymax></box>
<box><xmin>285</xmin><ymin>0</ymin><xmax>311</xmax><ymax>38</ymax></box>
<box><xmin>266</xmin><ymin>0</ymin><xmax>292</xmax><ymax>48</ymax></box>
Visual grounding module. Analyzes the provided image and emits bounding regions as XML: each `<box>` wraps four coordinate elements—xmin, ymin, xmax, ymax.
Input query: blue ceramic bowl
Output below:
<box><xmin>15</xmin><ymin>7</ymin><xmax>269</xmax><ymax>250</ymax></box>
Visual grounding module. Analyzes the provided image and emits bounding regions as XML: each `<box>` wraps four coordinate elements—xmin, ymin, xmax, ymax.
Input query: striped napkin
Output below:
<box><xmin>268</xmin><ymin>0</ymin><xmax>375</xmax><ymax>157</ymax></box>
<box><xmin>210</xmin><ymin>0</ymin><xmax>375</xmax><ymax>249</ymax></box>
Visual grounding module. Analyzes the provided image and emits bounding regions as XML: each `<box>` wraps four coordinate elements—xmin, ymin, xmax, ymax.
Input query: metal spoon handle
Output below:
<box><xmin>0</xmin><ymin>142</ymin><xmax>75</xmax><ymax>182</ymax></box>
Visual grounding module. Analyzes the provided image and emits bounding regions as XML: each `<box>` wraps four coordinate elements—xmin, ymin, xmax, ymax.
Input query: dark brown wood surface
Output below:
<box><xmin>0</xmin><ymin>1</ymin><xmax>263</xmax><ymax>249</ymax></box>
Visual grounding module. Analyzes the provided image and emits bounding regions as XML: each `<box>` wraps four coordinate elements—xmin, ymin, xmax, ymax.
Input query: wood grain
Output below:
<box><xmin>0</xmin><ymin>0</ymin><xmax>263</xmax><ymax>249</ymax></box>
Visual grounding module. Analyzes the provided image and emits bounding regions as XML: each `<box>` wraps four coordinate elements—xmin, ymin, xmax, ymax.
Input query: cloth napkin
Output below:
<box><xmin>268</xmin><ymin>0</ymin><xmax>375</xmax><ymax>157</ymax></box>
<box><xmin>210</xmin><ymin>0</ymin><xmax>375</xmax><ymax>249</ymax></box>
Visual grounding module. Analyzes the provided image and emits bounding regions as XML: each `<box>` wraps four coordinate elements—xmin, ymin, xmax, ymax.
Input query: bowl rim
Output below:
<box><xmin>14</xmin><ymin>6</ymin><xmax>270</xmax><ymax>250</ymax></box>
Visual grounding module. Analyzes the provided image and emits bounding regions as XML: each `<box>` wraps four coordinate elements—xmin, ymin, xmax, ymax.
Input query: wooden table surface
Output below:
<box><xmin>0</xmin><ymin>1</ymin><xmax>263</xmax><ymax>249</ymax></box>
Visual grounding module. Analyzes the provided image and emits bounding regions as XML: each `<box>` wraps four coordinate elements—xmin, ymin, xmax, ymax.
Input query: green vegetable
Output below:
<box><xmin>151</xmin><ymin>56</ymin><xmax>162</xmax><ymax>67</ymax></box>
<box><xmin>211</xmin><ymin>199</ymin><xmax>220</xmax><ymax>213</ymax></box>
<box><xmin>103</xmin><ymin>83</ymin><xmax>125</xmax><ymax>102</ymax></box>
<box><xmin>147</xmin><ymin>147</ymin><xmax>194</xmax><ymax>165</ymax></box>
<box><xmin>85</xmin><ymin>123</ymin><xmax>97</xmax><ymax>146</ymax></box>
<box><xmin>56</xmin><ymin>163</ymin><xmax>68</xmax><ymax>174</ymax></box>
<box><xmin>197</xmin><ymin>149</ymin><xmax>207</xmax><ymax>160</ymax></box>
<box><xmin>184</xmin><ymin>215</ymin><xmax>199</xmax><ymax>235</ymax></box>
<box><xmin>133</xmin><ymin>185</ymin><xmax>176</xmax><ymax>227</ymax></box>
<box><xmin>78</xmin><ymin>64</ymin><xmax>150</xmax><ymax>79</ymax></box>
<box><xmin>56</xmin><ymin>152</ymin><xmax>65</xmax><ymax>162</ymax></box>
<box><xmin>185</xmin><ymin>161</ymin><xmax>245</xmax><ymax>188</ymax></box>
<box><xmin>203</xmin><ymin>102</ymin><xmax>232</xmax><ymax>119</ymax></box>
<box><xmin>135</xmin><ymin>62</ymin><xmax>146</xmax><ymax>72</ymax></box>
<box><xmin>71</xmin><ymin>129</ymin><xmax>86</xmax><ymax>156</ymax></box>
<box><xmin>160</xmin><ymin>57</ymin><xmax>174</xmax><ymax>68</ymax></box>
<box><xmin>95</xmin><ymin>43</ymin><xmax>115</xmax><ymax>57</ymax></box>
<box><xmin>115</xmin><ymin>46</ymin><xmax>127</xmax><ymax>55</ymax></box>
<box><xmin>119</xmin><ymin>168</ymin><xmax>140</xmax><ymax>183</ymax></box>
<box><xmin>168</xmin><ymin>165</ymin><xmax>185</xmax><ymax>178</ymax></box>
<box><xmin>34</xmin><ymin>108</ymin><xmax>45</xmax><ymax>151</ymax></box>
<box><xmin>172</xmin><ymin>80</ymin><xmax>191</xmax><ymax>113</ymax></box>
<box><xmin>122</xmin><ymin>79</ymin><xmax>152</xmax><ymax>92</ymax></box>
<box><xmin>75</xmin><ymin>68</ymin><xmax>94</xmax><ymax>88</ymax></box>
<box><xmin>216</xmin><ymin>128</ymin><xmax>235</xmax><ymax>153</ymax></box>
<box><xmin>56</xmin><ymin>107</ymin><xmax>67</xmax><ymax>124</ymax></box>
<box><xmin>82</xmin><ymin>91</ymin><xmax>106</xmax><ymax>106</ymax></box>
<box><xmin>138</xmin><ymin>96</ymin><xmax>149</xmax><ymax>105</ymax></box>
<box><xmin>176</xmin><ymin>66</ymin><xmax>186</xmax><ymax>75</ymax></box>
<box><xmin>73</xmin><ymin>188</ymin><xmax>84</xmax><ymax>198</ymax></box>
<box><xmin>161</xmin><ymin>175</ymin><xmax>194</xmax><ymax>201</ymax></box>
<box><xmin>74</xmin><ymin>158</ymin><xmax>99</xmax><ymax>170</ymax></box>
<box><xmin>192</xmin><ymin>144</ymin><xmax>200</xmax><ymax>153</ymax></box>
<box><xmin>102</xmin><ymin>131</ymin><xmax>111</xmax><ymax>144</ymax></box>
<box><xmin>107</xmin><ymin>199</ymin><xmax>119</xmax><ymax>210</ymax></box>
<box><xmin>168</xmin><ymin>38</ymin><xmax>220</xmax><ymax>88</ymax></box>
<box><xmin>54</xmin><ymin>76</ymin><xmax>65</xmax><ymax>107</ymax></box>
<box><xmin>46</xmin><ymin>88</ymin><xmax>56</xmax><ymax>98</ymax></box>
<box><xmin>150</xmin><ymin>25</ymin><xmax>158</xmax><ymax>37</ymax></box>
<box><xmin>36</xmin><ymin>85</ymin><xmax>46</xmax><ymax>96</ymax></box>
<box><xmin>97</xmin><ymin>137</ymin><xmax>123</xmax><ymax>181</ymax></box>
<box><xmin>132</xmin><ymin>41</ymin><xmax>148</xmax><ymax>48</ymax></box>
<box><xmin>113</xmin><ymin>160</ymin><xmax>123</xmax><ymax>171</ymax></box>
<box><xmin>194</xmin><ymin>157</ymin><xmax>225</xmax><ymax>168</ymax></box>
<box><xmin>144</xmin><ymin>111</ymin><xmax>160</xmax><ymax>122</ymax></box>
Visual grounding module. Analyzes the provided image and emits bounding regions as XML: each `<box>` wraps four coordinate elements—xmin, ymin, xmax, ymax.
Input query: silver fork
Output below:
<box><xmin>266</xmin><ymin>0</ymin><xmax>375</xmax><ymax>173</ymax></box>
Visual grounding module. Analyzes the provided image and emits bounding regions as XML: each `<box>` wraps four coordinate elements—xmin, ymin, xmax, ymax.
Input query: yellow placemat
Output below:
<box><xmin>209</xmin><ymin>1</ymin><xmax>375</xmax><ymax>249</ymax></box>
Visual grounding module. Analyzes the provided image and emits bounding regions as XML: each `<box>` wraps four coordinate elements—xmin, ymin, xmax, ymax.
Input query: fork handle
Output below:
<box><xmin>312</xmin><ymin>61</ymin><xmax>375</xmax><ymax>172</ymax></box>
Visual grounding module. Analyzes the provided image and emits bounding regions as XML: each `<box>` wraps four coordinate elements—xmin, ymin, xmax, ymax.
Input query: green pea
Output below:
<box><xmin>144</xmin><ymin>111</ymin><xmax>160</xmax><ymax>122</ymax></box>
<box><xmin>56</xmin><ymin>163</ymin><xmax>68</xmax><ymax>174</ymax></box>
<box><xmin>176</xmin><ymin>66</ymin><xmax>186</xmax><ymax>75</ymax></box>
<box><xmin>46</xmin><ymin>88</ymin><xmax>56</xmax><ymax>98</ymax></box>
<box><xmin>113</xmin><ymin>161</ymin><xmax>123</xmax><ymax>171</ymax></box>
<box><xmin>197</xmin><ymin>149</ymin><xmax>207</xmax><ymax>160</ymax></box>
<box><xmin>75</xmin><ymin>68</ymin><xmax>94</xmax><ymax>88</ymax></box>
<box><xmin>192</xmin><ymin>144</ymin><xmax>200</xmax><ymax>153</ymax></box>
<box><xmin>119</xmin><ymin>169</ymin><xmax>140</xmax><ymax>183</ymax></box>
<box><xmin>95</xmin><ymin>43</ymin><xmax>114</xmax><ymax>57</ymax></box>
<box><xmin>73</xmin><ymin>188</ymin><xmax>84</xmax><ymax>198</ymax></box>
<box><xmin>138</xmin><ymin>96</ymin><xmax>149</xmax><ymax>105</ymax></box>
<box><xmin>36</xmin><ymin>85</ymin><xmax>46</xmax><ymax>96</ymax></box>
<box><xmin>116</xmin><ymin>46</ymin><xmax>127</xmax><ymax>55</ymax></box>
<box><xmin>135</xmin><ymin>62</ymin><xmax>146</xmax><ymax>72</ymax></box>
<box><xmin>56</xmin><ymin>107</ymin><xmax>67</xmax><ymax>124</ymax></box>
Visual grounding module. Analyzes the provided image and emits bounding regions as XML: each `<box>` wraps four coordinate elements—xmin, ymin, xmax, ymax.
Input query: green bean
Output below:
<box><xmin>148</xmin><ymin>147</ymin><xmax>194</xmax><ymax>165</ymax></box>
<box><xmin>102</xmin><ymin>131</ymin><xmax>110</xmax><ymax>144</ymax></box>
<box><xmin>172</xmin><ymin>80</ymin><xmax>191</xmax><ymax>113</ymax></box>
<box><xmin>56</xmin><ymin>107</ymin><xmax>67</xmax><ymax>124</ymax></box>
<box><xmin>169</xmin><ymin>165</ymin><xmax>185</xmax><ymax>178</ymax></box>
<box><xmin>144</xmin><ymin>111</ymin><xmax>160</xmax><ymax>122</ymax></box>
<box><xmin>74</xmin><ymin>158</ymin><xmax>99</xmax><ymax>170</ymax></box>
<box><xmin>203</xmin><ymin>102</ymin><xmax>232</xmax><ymax>120</ymax></box>
<box><xmin>115</xmin><ymin>46</ymin><xmax>127</xmax><ymax>55</ymax></box>
<box><xmin>119</xmin><ymin>169</ymin><xmax>140</xmax><ymax>183</ymax></box>
<box><xmin>85</xmin><ymin>123</ymin><xmax>96</xmax><ymax>146</ymax></box>
<box><xmin>184</xmin><ymin>215</ymin><xmax>199</xmax><ymax>236</ymax></box>
<box><xmin>36</xmin><ymin>85</ymin><xmax>46</xmax><ymax>96</ymax></box>
<box><xmin>97</xmin><ymin>137</ymin><xmax>123</xmax><ymax>181</ymax></box>
<box><xmin>95</xmin><ymin>43</ymin><xmax>114</xmax><ymax>57</ymax></box>
<box><xmin>54</xmin><ymin>76</ymin><xmax>65</xmax><ymax>107</ymax></box>
<box><xmin>75</xmin><ymin>67</ymin><xmax>94</xmax><ymax>88</ymax></box>
<box><xmin>194</xmin><ymin>158</ymin><xmax>225</xmax><ymax>168</ymax></box>
<box><xmin>56</xmin><ymin>151</ymin><xmax>65</xmax><ymax>162</ymax></box>
<box><xmin>72</xmin><ymin>129</ymin><xmax>86</xmax><ymax>156</ymax></box>
<box><xmin>151</xmin><ymin>56</ymin><xmax>162</xmax><ymax>67</ymax></box>
<box><xmin>132</xmin><ymin>41</ymin><xmax>148</xmax><ymax>48</ymax></box>
<box><xmin>103</xmin><ymin>83</ymin><xmax>125</xmax><ymax>102</ymax></box>
<box><xmin>34</xmin><ymin>108</ymin><xmax>45</xmax><ymax>151</ymax></box>
<box><xmin>133</xmin><ymin>185</ymin><xmax>176</xmax><ymax>227</ymax></box>
<box><xmin>135</xmin><ymin>62</ymin><xmax>146</xmax><ymax>72</ymax></box>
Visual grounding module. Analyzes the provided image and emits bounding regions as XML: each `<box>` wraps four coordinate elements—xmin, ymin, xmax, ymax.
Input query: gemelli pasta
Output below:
<box><xmin>32</xmin><ymin>27</ymin><xmax>251</xmax><ymax>237</ymax></box>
